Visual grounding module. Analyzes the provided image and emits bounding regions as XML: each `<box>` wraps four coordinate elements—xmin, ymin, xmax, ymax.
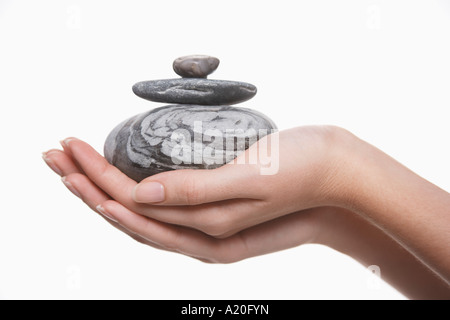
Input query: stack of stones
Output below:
<box><xmin>104</xmin><ymin>55</ymin><xmax>277</xmax><ymax>182</ymax></box>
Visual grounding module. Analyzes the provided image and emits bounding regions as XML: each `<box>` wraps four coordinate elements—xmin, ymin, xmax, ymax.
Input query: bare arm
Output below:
<box><xmin>315</xmin><ymin>207</ymin><xmax>450</xmax><ymax>300</ymax></box>
<box><xmin>43</xmin><ymin>126</ymin><xmax>450</xmax><ymax>298</ymax></box>
<box><xmin>327</xmin><ymin>129</ymin><xmax>450</xmax><ymax>284</ymax></box>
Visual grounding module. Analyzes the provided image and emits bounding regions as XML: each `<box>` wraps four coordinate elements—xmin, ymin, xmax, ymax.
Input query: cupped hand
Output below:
<box><xmin>43</xmin><ymin>126</ymin><xmax>346</xmax><ymax>262</ymax></box>
<box><xmin>43</xmin><ymin>127</ymin><xmax>450</xmax><ymax>296</ymax></box>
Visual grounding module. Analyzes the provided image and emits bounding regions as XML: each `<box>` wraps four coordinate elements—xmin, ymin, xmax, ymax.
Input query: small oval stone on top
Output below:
<box><xmin>173</xmin><ymin>55</ymin><xmax>220</xmax><ymax>78</ymax></box>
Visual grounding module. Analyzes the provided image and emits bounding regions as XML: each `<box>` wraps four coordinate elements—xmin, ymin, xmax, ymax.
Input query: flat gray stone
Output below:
<box><xmin>173</xmin><ymin>55</ymin><xmax>220</xmax><ymax>78</ymax></box>
<box><xmin>132</xmin><ymin>78</ymin><xmax>257</xmax><ymax>105</ymax></box>
<box><xmin>104</xmin><ymin>104</ymin><xmax>277</xmax><ymax>182</ymax></box>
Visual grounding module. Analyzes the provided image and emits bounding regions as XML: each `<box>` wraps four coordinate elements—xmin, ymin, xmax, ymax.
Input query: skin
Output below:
<box><xmin>42</xmin><ymin>125</ymin><xmax>450</xmax><ymax>299</ymax></box>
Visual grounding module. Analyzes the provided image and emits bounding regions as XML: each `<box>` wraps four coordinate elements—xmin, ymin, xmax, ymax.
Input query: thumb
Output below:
<box><xmin>132</xmin><ymin>164</ymin><xmax>262</xmax><ymax>206</ymax></box>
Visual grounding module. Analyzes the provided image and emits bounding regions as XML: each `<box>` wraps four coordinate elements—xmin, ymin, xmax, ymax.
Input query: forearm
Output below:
<box><xmin>327</xmin><ymin>129</ymin><xmax>450</xmax><ymax>284</ymax></box>
<box><xmin>314</xmin><ymin>207</ymin><xmax>450</xmax><ymax>300</ymax></box>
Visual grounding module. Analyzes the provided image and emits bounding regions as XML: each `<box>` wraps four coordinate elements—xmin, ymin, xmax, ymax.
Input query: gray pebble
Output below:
<box><xmin>132</xmin><ymin>78</ymin><xmax>257</xmax><ymax>105</ymax></box>
<box><xmin>173</xmin><ymin>55</ymin><xmax>220</xmax><ymax>78</ymax></box>
<box><xmin>104</xmin><ymin>104</ymin><xmax>277</xmax><ymax>182</ymax></box>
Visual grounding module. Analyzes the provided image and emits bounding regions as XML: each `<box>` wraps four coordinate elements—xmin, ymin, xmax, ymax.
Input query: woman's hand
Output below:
<box><xmin>42</xmin><ymin>125</ymin><xmax>450</xmax><ymax>297</ymax></box>
<box><xmin>44</xmin><ymin>125</ymin><xmax>450</xmax><ymax>281</ymax></box>
<box><xmin>42</xmin><ymin>144</ymin><xmax>330</xmax><ymax>263</ymax></box>
<box><xmin>49</xmin><ymin>126</ymin><xmax>345</xmax><ymax>239</ymax></box>
<box><xmin>43</xmin><ymin>125</ymin><xmax>349</xmax><ymax>262</ymax></box>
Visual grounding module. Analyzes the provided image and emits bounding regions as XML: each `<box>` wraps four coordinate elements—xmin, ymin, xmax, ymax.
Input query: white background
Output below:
<box><xmin>0</xmin><ymin>0</ymin><xmax>449</xmax><ymax>300</ymax></box>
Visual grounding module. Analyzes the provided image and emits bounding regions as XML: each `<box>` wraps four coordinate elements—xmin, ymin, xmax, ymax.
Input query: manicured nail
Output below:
<box><xmin>133</xmin><ymin>182</ymin><xmax>165</xmax><ymax>203</ymax></box>
<box><xmin>60</xmin><ymin>138</ymin><xmax>75</xmax><ymax>148</ymax></box>
<box><xmin>42</xmin><ymin>152</ymin><xmax>63</xmax><ymax>176</ymax></box>
<box><xmin>61</xmin><ymin>176</ymin><xmax>81</xmax><ymax>198</ymax></box>
<box><xmin>96</xmin><ymin>205</ymin><xmax>118</xmax><ymax>223</ymax></box>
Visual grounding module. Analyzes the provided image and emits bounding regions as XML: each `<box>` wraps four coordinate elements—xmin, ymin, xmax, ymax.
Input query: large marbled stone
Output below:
<box><xmin>173</xmin><ymin>55</ymin><xmax>220</xmax><ymax>78</ymax></box>
<box><xmin>104</xmin><ymin>105</ymin><xmax>277</xmax><ymax>182</ymax></box>
<box><xmin>132</xmin><ymin>79</ymin><xmax>257</xmax><ymax>105</ymax></box>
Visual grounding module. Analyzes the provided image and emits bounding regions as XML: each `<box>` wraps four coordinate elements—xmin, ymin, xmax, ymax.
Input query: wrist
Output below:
<box><xmin>312</xmin><ymin>126</ymin><xmax>392</xmax><ymax>212</ymax></box>
<box><xmin>307</xmin><ymin>127</ymin><xmax>450</xmax><ymax>284</ymax></box>
<box><xmin>310</xmin><ymin>126</ymin><xmax>365</xmax><ymax>208</ymax></box>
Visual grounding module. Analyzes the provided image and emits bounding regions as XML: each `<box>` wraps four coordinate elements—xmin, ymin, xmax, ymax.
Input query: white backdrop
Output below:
<box><xmin>1</xmin><ymin>0</ymin><xmax>449</xmax><ymax>300</ymax></box>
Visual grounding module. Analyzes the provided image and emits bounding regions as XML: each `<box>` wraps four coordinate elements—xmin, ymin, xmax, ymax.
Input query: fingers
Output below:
<box><xmin>43</xmin><ymin>149</ymin><xmax>111</xmax><ymax>208</ymax></box>
<box><xmin>43</xmin><ymin>148</ymin><xmax>163</xmax><ymax>249</ymax></box>
<box><xmin>133</xmin><ymin>163</ymin><xmax>264</xmax><ymax>206</ymax></box>
<box><xmin>62</xmin><ymin>138</ymin><xmax>138</xmax><ymax>206</ymax></box>
<box><xmin>43</xmin><ymin>138</ymin><xmax>327</xmax><ymax>263</ymax></box>
<box><xmin>63</xmin><ymin>173</ymin><xmax>169</xmax><ymax>250</ymax></box>
<box><xmin>43</xmin><ymin>142</ymin><xmax>261</xmax><ymax>237</ymax></box>
<box><xmin>100</xmin><ymin>200</ymin><xmax>223</xmax><ymax>262</ymax></box>
<box><xmin>61</xmin><ymin>173</ymin><xmax>110</xmax><ymax>210</ymax></box>
<box><xmin>56</xmin><ymin>138</ymin><xmax>291</xmax><ymax>237</ymax></box>
<box><xmin>42</xmin><ymin>149</ymin><xmax>79</xmax><ymax>177</ymax></box>
<box><xmin>62</xmin><ymin>136</ymin><xmax>265</xmax><ymax>207</ymax></box>
<box><xmin>99</xmin><ymin>200</ymin><xmax>324</xmax><ymax>263</ymax></box>
<box><xmin>60</xmin><ymin>139</ymin><xmax>86</xmax><ymax>175</ymax></box>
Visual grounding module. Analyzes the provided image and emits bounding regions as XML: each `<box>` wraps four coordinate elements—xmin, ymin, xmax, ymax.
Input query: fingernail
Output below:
<box><xmin>96</xmin><ymin>205</ymin><xmax>118</xmax><ymax>223</ymax></box>
<box><xmin>61</xmin><ymin>176</ymin><xmax>81</xmax><ymax>199</ymax></box>
<box><xmin>60</xmin><ymin>138</ymin><xmax>75</xmax><ymax>148</ymax></box>
<box><xmin>42</xmin><ymin>152</ymin><xmax>63</xmax><ymax>176</ymax></box>
<box><xmin>133</xmin><ymin>182</ymin><xmax>165</xmax><ymax>203</ymax></box>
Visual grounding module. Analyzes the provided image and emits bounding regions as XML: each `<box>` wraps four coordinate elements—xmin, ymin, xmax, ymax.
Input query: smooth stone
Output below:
<box><xmin>104</xmin><ymin>104</ymin><xmax>277</xmax><ymax>182</ymax></box>
<box><xmin>132</xmin><ymin>78</ymin><xmax>257</xmax><ymax>105</ymax></box>
<box><xmin>173</xmin><ymin>55</ymin><xmax>220</xmax><ymax>78</ymax></box>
